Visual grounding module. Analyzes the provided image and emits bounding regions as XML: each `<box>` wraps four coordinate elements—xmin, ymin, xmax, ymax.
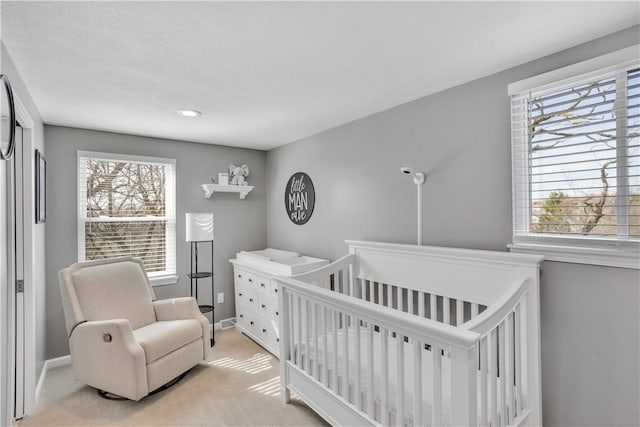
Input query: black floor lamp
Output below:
<box><xmin>186</xmin><ymin>213</ymin><xmax>215</xmax><ymax>346</ymax></box>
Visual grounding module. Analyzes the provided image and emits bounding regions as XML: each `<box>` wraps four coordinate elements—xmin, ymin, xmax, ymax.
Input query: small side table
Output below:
<box><xmin>188</xmin><ymin>240</ymin><xmax>215</xmax><ymax>346</ymax></box>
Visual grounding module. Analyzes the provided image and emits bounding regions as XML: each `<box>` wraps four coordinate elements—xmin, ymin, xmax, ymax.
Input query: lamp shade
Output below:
<box><xmin>186</xmin><ymin>213</ymin><xmax>214</xmax><ymax>242</ymax></box>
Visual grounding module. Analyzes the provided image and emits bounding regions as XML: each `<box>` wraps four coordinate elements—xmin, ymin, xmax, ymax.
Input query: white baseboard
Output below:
<box><xmin>35</xmin><ymin>355</ymin><xmax>71</xmax><ymax>404</ymax></box>
<box><xmin>211</xmin><ymin>317</ymin><xmax>236</xmax><ymax>333</ymax></box>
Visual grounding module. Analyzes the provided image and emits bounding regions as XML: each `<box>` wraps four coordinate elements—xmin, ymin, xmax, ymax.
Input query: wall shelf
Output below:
<box><xmin>201</xmin><ymin>184</ymin><xmax>254</xmax><ymax>200</ymax></box>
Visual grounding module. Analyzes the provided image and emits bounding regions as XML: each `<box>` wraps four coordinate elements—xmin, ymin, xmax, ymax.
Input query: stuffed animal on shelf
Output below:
<box><xmin>229</xmin><ymin>164</ymin><xmax>250</xmax><ymax>186</ymax></box>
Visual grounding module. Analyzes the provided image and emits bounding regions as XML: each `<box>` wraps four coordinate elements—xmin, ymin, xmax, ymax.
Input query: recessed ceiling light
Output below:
<box><xmin>177</xmin><ymin>109</ymin><xmax>201</xmax><ymax>117</ymax></box>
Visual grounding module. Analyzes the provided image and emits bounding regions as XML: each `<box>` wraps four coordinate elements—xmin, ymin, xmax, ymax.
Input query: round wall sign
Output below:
<box><xmin>284</xmin><ymin>172</ymin><xmax>315</xmax><ymax>225</ymax></box>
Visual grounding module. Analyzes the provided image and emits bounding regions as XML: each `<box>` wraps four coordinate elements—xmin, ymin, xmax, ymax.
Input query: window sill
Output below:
<box><xmin>149</xmin><ymin>274</ymin><xmax>179</xmax><ymax>287</ymax></box>
<box><xmin>508</xmin><ymin>240</ymin><xmax>639</xmax><ymax>269</ymax></box>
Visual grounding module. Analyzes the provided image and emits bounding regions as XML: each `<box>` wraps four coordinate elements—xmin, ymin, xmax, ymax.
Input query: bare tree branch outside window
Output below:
<box><xmin>84</xmin><ymin>159</ymin><xmax>168</xmax><ymax>272</ymax></box>
<box><xmin>529</xmin><ymin>69</ymin><xmax>640</xmax><ymax>239</ymax></box>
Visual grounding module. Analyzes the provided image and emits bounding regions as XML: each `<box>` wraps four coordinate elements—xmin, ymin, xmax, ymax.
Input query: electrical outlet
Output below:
<box><xmin>217</xmin><ymin>292</ymin><xmax>224</xmax><ymax>304</ymax></box>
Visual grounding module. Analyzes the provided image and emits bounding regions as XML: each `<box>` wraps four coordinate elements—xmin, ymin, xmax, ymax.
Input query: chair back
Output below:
<box><xmin>59</xmin><ymin>257</ymin><xmax>157</xmax><ymax>335</ymax></box>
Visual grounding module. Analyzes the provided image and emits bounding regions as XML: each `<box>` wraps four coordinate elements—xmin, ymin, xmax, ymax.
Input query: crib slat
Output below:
<box><xmin>472</xmin><ymin>303</ymin><xmax>480</xmax><ymax>318</ymax></box>
<box><xmin>432</xmin><ymin>344</ymin><xmax>442</xmax><ymax>426</ymax></box>
<box><xmin>367</xmin><ymin>323</ymin><xmax>374</xmax><ymax>418</ymax></box>
<box><xmin>295</xmin><ymin>296</ymin><xmax>302</xmax><ymax>367</ymax></box>
<box><xmin>378</xmin><ymin>282</ymin><xmax>384</xmax><ymax>307</ymax></box>
<box><xmin>397</xmin><ymin>286</ymin><xmax>404</xmax><ymax>312</ymax></box>
<box><xmin>480</xmin><ymin>336</ymin><xmax>488</xmax><ymax>426</ymax></box>
<box><xmin>418</xmin><ymin>292</ymin><xmax>425</xmax><ymax>317</ymax></box>
<box><xmin>515</xmin><ymin>304</ymin><xmax>523</xmax><ymax>414</ymax></box>
<box><xmin>489</xmin><ymin>329</ymin><xmax>498</xmax><ymax>427</ymax></box>
<box><xmin>443</xmin><ymin>297</ymin><xmax>451</xmax><ymax>325</ymax></box>
<box><xmin>413</xmin><ymin>339</ymin><xmax>423</xmax><ymax>427</ymax></box>
<box><xmin>506</xmin><ymin>312</ymin><xmax>514</xmax><ymax>425</ymax></box>
<box><xmin>369</xmin><ymin>280</ymin><xmax>375</xmax><ymax>303</ymax></box>
<box><xmin>332</xmin><ymin>310</ymin><xmax>339</xmax><ymax>394</ymax></box>
<box><xmin>343</xmin><ymin>313</ymin><xmax>350</xmax><ymax>403</ymax></box>
<box><xmin>354</xmin><ymin>317</ymin><xmax>361</xmax><ymax>411</ymax></box>
<box><xmin>386</xmin><ymin>283</ymin><xmax>393</xmax><ymax>310</ymax></box>
<box><xmin>430</xmin><ymin>294</ymin><xmax>438</xmax><ymax>321</ymax></box>
<box><xmin>322</xmin><ymin>306</ymin><xmax>328</xmax><ymax>387</ymax></box>
<box><xmin>456</xmin><ymin>299</ymin><xmax>464</xmax><ymax>325</ymax></box>
<box><xmin>303</xmin><ymin>300</ymin><xmax>310</xmax><ymax>374</ymax></box>
<box><xmin>348</xmin><ymin>264</ymin><xmax>355</xmax><ymax>297</ymax></box>
<box><xmin>396</xmin><ymin>333</ymin><xmax>405</xmax><ymax>426</ymax></box>
<box><xmin>313</xmin><ymin>303</ymin><xmax>319</xmax><ymax>381</ymax></box>
<box><xmin>408</xmin><ymin>289</ymin><xmax>414</xmax><ymax>315</ymax></box>
<box><xmin>499</xmin><ymin>321</ymin><xmax>506</xmax><ymax>427</ymax></box>
<box><xmin>381</xmin><ymin>328</ymin><xmax>389</xmax><ymax>426</ymax></box>
<box><xmin>288</xmin><ymin>293</ymin><xmax>294</xmax><ymax>366</ymax></box>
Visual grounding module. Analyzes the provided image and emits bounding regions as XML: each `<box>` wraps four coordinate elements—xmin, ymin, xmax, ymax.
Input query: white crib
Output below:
<box><xmin>274</xmin><ymin>241</ymin><xmax>543</xmax><ymax>427</ymax></box>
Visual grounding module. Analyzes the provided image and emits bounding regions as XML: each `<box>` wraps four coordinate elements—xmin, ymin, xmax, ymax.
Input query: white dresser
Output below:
<box><xmin>230</xmin><ymin>249</ymin><xmax>329</xmax><ymax>357</ymax></box>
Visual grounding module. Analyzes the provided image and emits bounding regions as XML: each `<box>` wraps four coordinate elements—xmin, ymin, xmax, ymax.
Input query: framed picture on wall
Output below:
<box><xmin>35</xmin><ymin>149</ymin><xmax>46</xmax><ymax>223</ymax></box>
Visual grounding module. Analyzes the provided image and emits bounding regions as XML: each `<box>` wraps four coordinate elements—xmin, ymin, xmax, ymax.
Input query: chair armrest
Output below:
<box><xmin>153</xmin><ymin>297</ymin><xmax>211</xmax><ymax>359</ymax></box>
<box><xmin>153</xmin><ymin>297</ymin><xmax>202</xmax><ymax>321</ymax></box>
<box><xmin>70</xmin><ymin>319</ymin><xmax>148</xmax><ymax>400</ymax></box>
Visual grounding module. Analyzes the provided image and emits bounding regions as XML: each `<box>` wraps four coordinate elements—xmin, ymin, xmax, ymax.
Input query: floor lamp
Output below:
<box><xmin>186</xmin><ymin>213</ymin><xmax>215</xmax><ymax>346</ymax></box>
<box><xmin>401</xmin><ymin>167</ymin><xmax>426</xmax><ymax>245</ymax></box>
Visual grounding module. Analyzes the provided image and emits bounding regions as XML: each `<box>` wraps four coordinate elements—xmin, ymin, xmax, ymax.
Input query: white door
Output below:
<box><xmin>0</xmin><ymin>126</ymin><xmax>25</xmax><ymax>425</ymax></box>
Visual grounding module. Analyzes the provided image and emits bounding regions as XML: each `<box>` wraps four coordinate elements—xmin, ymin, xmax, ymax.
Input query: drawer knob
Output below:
<box><xmin>248</xmin><ymin>278</ymin><xmax>253</xmax><ymax>282</ymax></box>
<box><xmin>275</xmin><ymin>311</ymin><xmax>279</xmax><ymax>316</ymax></box>
<box><xmin>240</xmin><ymin>314</ymin><xmax>243</xmax><ymax>318</ymax></box>
<box><xmin>274</xmin><ymin>288</ymin><xmax>278</xmax><ymax>293</ymax></box>
<box><xmin>249</xmin><ymin>298</ymin><xmax>253</xmax><ymax>302</ymax></box>
<box><xmin>277</xmin><ymin>338</ymin><xmax>280</xmax><ymax>343</ymax></box>
<box><xmin>103</xmin><ymin>333</ymin><xmax>112</xmax><ymax>343</ymax></box>
<box><xmin>239</xmin><ymin>293</ymin><xmax>243</xmax><ymax>296</ymax></box>
<box><xmin>250</xmin><ymin>321</ymin><xmax>254</xmax><ymax>325</ymax></box>
<box><xmin>261</xmin><ymin>304</ymin><xmax>266</xmax><ymax>308</ymax></box>
<box><xmin>262</xmin><ymin>329</ymin><xmax>267</xmax><ymax>333</ymax></box>
<box><xmin>238</xmin><ymin>274</ymin><xmax>242</xmax><ymax>278</ymax></box>
<box><xmin>261</xmin><ymin>283</ymin><xmax>266</xmax><ymax>287</ymax></box>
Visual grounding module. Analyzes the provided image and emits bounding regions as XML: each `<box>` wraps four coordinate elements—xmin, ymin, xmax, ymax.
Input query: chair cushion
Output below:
<box><xmin>133</xmin><ymin>319</ymin><xmax>202</xmax><ymax>364</ymax></box>
<box><xmin>70</xmin><ymin>260</ymin><xmax>156</xmax><ymax>330</ymax></box>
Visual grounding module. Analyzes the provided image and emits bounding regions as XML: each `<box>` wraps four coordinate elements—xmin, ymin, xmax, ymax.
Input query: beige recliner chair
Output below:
<box><xmin>59</xmin><ymin>256</ymin><xmax>210</xmax><ymax>401</ymax></box>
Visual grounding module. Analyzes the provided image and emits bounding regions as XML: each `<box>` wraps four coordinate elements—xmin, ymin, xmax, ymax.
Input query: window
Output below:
<box><xmin>509</xmin><ymin>46</ymin><xmax>640</xmax><ymax>268</ymax></box>
<box><xmin>78</xmin><ymin>151</ymin><xmax>177</xmax><ymax>284</ymax></box>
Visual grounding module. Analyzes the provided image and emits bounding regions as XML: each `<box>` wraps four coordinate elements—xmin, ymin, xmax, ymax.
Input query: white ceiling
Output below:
<box><xmin>2</xmin><ymin>2</ymin><xmax>639</xmax><ymax>150</ymax></box>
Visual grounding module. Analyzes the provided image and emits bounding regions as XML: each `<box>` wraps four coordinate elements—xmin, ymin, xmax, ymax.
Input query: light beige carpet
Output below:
<box><xmin>18</xmin><ymin>328</ymin><xmax>328</xmax><ymax>426</ymax></box>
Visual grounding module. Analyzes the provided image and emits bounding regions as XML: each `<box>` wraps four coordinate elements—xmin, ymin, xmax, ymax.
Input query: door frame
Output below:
<box><xmin>13</xmin><ymin>93</ymin><xmax>37</xmax><ymax>419</ymax></box>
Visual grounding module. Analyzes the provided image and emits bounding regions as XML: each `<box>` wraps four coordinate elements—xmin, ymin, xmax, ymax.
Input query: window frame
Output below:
<box><xmin>77</xmin><ymin>150</ymin><xmax>178</xmax><ymax>285</ymax></box>
<box><xmin>508</xmin><ymin>45</ymin><xmax>640</xmax><ymax>269</ymax></box>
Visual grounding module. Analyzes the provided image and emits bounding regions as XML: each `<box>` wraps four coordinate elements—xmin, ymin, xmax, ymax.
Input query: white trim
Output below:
<box><xmin>210</xmin><ymin>317</ymin><xmax>237</xmax><ymax>334</ymax></box>
<box><xmin>148</xmin><ymin>274</ymin><xmax>179</xmax><ymax>287</ymax></box>
<box><xmin>76</xmin><ymin>150</ymin><xmax>176</xmax><ymax>165</ymax></box>
<box><xmin>508</xmin><ymin>45</ymin><xmax>640</xmax><ymax>95</ymax></box>
<box><xmin>508</xmin><ymin>242</ymin><xmax>639</xmax><ymax>269</ymax></box>
<box><xmin>35</xmin><ymin>355</ymin><xmax>71</xmax><ymax>405</ymax></box>
<box><xmin>14</xmin><ymin>95</ymin><xmax>38</xmax><ymax>418</ymax></box>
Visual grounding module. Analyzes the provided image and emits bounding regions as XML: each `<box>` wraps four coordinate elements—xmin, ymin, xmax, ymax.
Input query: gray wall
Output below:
<box><xmin>266</xmin><ymin>26</ymin><xmax>640</xmax><ymax>426</ymax></box>
<box><xmin>45</xmin><ymin>126</ymin><xmax>267</xmax><ymax>358</ymax></box>
<box><xmin>1</xmin><ymin>44</ymin><xmax>47</xmax><ymax>387</ymax></box>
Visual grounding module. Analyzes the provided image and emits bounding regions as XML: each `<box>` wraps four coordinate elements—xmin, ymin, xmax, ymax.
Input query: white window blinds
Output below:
<box><xmin>511</xmin><ymin>61</ymin><xmax>639</xmax><ymax>243</ymax></box>
<box><xmin>77</xmin><ymin>151</ymin><xmax>176</xmax><ymax>281</ymax></box>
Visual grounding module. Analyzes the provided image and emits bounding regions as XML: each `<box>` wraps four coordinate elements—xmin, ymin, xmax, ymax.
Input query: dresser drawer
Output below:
<box><xmin>236</xmin><ymin>285</ymin><xmax>257</xmax><ymax>311</ymax></box>
<box><xmin>237</xmin><ymin>307</ymin><xmax>258</xmax><ymax>333</ymax></box>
